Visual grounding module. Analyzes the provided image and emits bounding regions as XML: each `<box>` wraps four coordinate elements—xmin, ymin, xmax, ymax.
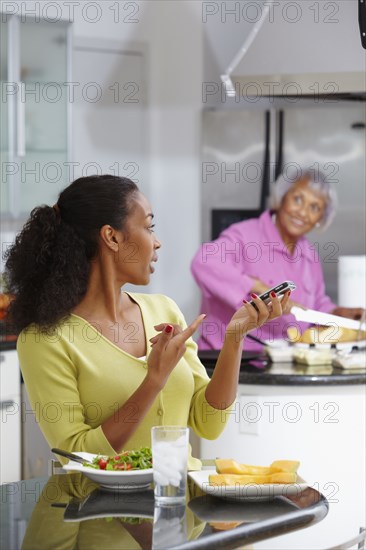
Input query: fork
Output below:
<box><xmin>51</xmin><ymin>448</ymin><xmax>94</xmax><ymax>465</ymax></box>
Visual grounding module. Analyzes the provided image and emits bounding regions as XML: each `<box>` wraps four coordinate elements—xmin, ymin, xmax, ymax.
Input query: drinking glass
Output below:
<box><xmin>151</xmin><ymin>426</ymin><xmax>189</xmax><ymax>505</ymax></box>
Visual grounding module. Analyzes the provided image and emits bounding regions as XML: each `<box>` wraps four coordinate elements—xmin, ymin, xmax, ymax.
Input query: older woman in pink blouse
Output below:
<box><xmin>191</xmin><ymin>170</ymin><xmax>364</xmax><ymax>350</ymax></box>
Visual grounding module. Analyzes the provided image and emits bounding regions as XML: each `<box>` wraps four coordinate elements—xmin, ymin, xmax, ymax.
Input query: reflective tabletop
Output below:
<box><xmin>1</xmin><ymin>471</ymin><xmax>328</xmax><ymax>549</ymax></box>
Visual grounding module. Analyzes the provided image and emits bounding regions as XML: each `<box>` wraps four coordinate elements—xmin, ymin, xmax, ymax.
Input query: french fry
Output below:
<box><xmin>209</xmin><ymin>472</ymin><xmax>297</xmax><ymax>486</ymax></box>
<box><xmin>211</xmin><ymin>459</ymin><xmax>301</xmax><ymax>485</ymax></box>
<box><xmin>269</xmin><ymin>460</ymin><xmax>300</xmax><ymax>473</ymax></box>
<box><xmin>215</xmin><ymin>459</ymin><xmax>299</xmax><ymax>476</ymax></box>
<box><xmin>215</xmin><ymin>459</ymin><xmax>270</xmax><ymax>475</ymax></box>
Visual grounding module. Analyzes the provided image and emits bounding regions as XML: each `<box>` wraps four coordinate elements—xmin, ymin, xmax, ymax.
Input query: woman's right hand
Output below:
<box><xmin>146</xmin><ymin>314</ymin><xmax>206</xmax><ymax>389</ymax></box>
<box><xmin>249</xmin><ymin>278</ymin><xmax>305</xmax><ymax>315</ymax></box>
<box><xmin>225</xmin><ymin>291</ymin><xmax>291</xmax><ymax>343</ymax></box>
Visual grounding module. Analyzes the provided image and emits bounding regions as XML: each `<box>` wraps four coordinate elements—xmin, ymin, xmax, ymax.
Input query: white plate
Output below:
<box><xmin>62</xmin><ymin>452</ymin><xmax>153</xmax><ymax>491</ymax></box>
<box><xmin>188</xmin><ymin>470</ymin><xmax>308</xmax><ymax>502</ymax></box>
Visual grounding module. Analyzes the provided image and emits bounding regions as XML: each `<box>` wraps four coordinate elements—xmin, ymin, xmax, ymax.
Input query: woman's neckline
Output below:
<box><xmin>69</xmin><ymin>292</ymin><xmax>148</xmax><ymax>361</ymax></box>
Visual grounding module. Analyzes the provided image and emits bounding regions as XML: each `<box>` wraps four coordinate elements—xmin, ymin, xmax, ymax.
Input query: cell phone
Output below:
<box><xmin>249</xmin><ymin>280</ymin><xmax>296</xmax><ymax>308</ymax></box>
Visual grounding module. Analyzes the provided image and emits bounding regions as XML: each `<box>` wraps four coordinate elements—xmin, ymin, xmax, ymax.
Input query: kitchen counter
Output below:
<box><xmin>2</xmin><ymin>344</ymin><xmax>365</xmax><ymax>387</ymax></box>
<box><xmin>199</xmin><ymin>350</ymin><xmax>366</xmax><ymax>386</ymax></box>
<box><xmin>3</xmin><ymin>343</ymin><xmax>364</xmax><ymax>385</ymax></box>
<box><xmin>0</xmin><ymin>339</ymin><xmax>17</xmax><ymax>352</ymax></box>
<box><xmin>198</xmin><ymin>350</ymin><xmax>366</xmax><ymax>549</ymax></box>
<box><xmin>0</xmin><ymin>472</ymin><xmax>328</xmax><ymax>550</ymax></box>
<box><xmin>0</xmin><ymin>319</ymin><xmax>17</xmax><ymax>352</ymax></box>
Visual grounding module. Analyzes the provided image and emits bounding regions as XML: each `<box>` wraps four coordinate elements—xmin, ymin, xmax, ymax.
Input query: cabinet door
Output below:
<box><xmin>0</xmin><ymin>20</ymin><xmax>11</xmax><ymax>213</ymax></box>
<box><xmin>0</xmin><ymin>350</ymin><xmax>21</xmax><ymax>483</ymax></box>
<box><xmin>17</xmin><ymin>19</ymin><xmax>70</xmax><ymax>215</ymax></box>
<box><xmin>0</xmin><ymin>395</ymin><xmax>21</xmax><ymax>483</ymax></box>
<box><xmin>1</xmin><ymin>17</ymin><xmax>70</xmax><ymax>220</ymax></box>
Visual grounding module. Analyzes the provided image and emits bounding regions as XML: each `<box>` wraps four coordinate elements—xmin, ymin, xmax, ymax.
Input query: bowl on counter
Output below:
<box><xmin>264</xmin><ymin>340</ymin><xmax>294</xmax><ymax>363</ymax></box>
<box><xmin>264</xmin><ymin>338</ymin><xmax>365</xmax><ymax>365</ymax></box>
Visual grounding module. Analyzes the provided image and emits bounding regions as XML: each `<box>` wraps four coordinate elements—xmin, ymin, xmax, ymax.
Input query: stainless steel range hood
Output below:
<box><xmin>210</xmin><ymin>0</ymin><xmax>366</xmax><ymax>100</ymax></box>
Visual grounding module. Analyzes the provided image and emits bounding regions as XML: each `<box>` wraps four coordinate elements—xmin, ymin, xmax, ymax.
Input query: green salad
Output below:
<box><xmin>83</xmin><ymin>447</ymin><xmax>152</xmax><ymax>471</ymax></box>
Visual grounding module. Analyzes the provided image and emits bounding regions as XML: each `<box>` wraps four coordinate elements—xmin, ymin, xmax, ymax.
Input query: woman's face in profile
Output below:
<box><xmin>276</xmin><ymin>177</ymin><xmax>326</xmax><ymax>240</ymax></box>
<box><xmin>115</xmin><ymin>191</ymin><xmax>161</xmax><ymax>286</ymax></box>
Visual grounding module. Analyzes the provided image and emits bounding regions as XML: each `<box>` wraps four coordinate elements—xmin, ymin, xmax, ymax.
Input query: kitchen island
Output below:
<box><xmin>0</xmin><ymin>471</ymin><xmax>328</xmax><ymax>550</ymax></box>
<box><xmin>199</xmin><ymin>350</ymin><xmax>366</xmax><ymax>386</ymax></box>
<box><xmin>1</xmin><ymin>342</ymin><xmax>364</xmax><ymax>548</ymax></box>
<box><xmin>198</xmin><ymin>350</ymin><xmax>366</xmax><ymax>549</ymax></box>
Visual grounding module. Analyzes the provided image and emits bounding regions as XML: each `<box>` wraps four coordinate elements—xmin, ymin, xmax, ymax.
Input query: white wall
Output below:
<box><xmin>71</xmin><ymin>0</ymin><xmax>204</xmax><ymax>322</ymax></box>
<box><xmin>139</xmin><ymin>2</ymin><xmax>203</xmax><ymax>321</ymax></box>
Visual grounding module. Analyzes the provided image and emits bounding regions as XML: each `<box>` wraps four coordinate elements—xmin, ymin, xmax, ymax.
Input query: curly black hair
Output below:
<box><xmin>4</xmin><ymin>175</ymin><xmax>139</xmax><ymax>332</ymax></box>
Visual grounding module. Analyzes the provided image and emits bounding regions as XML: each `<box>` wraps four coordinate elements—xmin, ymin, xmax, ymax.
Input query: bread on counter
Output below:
<box><xmin>288</xmin><ymin>325</ymin><xmax>366</xmax><ymax>345</ymax></box>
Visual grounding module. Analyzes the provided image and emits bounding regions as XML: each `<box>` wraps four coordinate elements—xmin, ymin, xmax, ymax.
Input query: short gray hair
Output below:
<box><xmin>270</xmin><ymin>168</ymin><xmax>338</xmax><ymax>231</ymax></box>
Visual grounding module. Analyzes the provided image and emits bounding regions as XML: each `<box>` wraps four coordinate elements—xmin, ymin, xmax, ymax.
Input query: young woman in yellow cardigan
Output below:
<box><xmin>5</xmin><ymin>175</ymin><xmax>290</xmax><ymax>469</ymax></box>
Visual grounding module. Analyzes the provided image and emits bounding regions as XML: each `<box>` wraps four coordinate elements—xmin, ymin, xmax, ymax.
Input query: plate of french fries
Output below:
<box><xmin>189</xmin><ymin>459</ymin><xmax>307</xmax><ymax>501</ymax></box>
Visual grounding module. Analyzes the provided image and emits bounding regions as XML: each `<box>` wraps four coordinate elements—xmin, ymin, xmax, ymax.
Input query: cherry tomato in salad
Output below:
<box><xmin>98</xmin><ymin>458</ymin><xmax>108</xmax><ymax>470</ymax></box>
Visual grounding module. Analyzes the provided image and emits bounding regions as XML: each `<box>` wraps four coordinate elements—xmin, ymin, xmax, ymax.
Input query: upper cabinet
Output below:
<box><xmin>0</xmin><ymin>15</ymin><xmax>71</xmax><ymax>224</ymax></box>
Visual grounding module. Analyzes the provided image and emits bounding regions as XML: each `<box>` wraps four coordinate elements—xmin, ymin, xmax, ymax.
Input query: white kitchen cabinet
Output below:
<box><xmin>0</xmin><ymin>15</ymin><xmax>72</xmax><ymax>224</ymax></box>
<box><xmin>21</xmin><ymin>384</ymin><xmax>54</xmax><ymax>480</ymax></box>
<box><xmin>0</xmin><ymin>350</ymin><xmax>21</xmax><ymax>484</ymax></box>
<box><xmin>200</xmin><ymin>383</ymin><xmax>366</xmax><ymax>550</ymax></box>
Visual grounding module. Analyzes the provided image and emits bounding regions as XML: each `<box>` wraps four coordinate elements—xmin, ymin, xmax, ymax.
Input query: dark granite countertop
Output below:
<box><xmin>0</xmin><ymin>339</ymin><xmax>17</xmax><ymax>352</ymax></box>
<box><xmin>2</xmin><ymin>343</ymin><xmax>365</xmax><ymax>385</ymax></box>
<box><xmin>0</xmin><ymin>473</ymin><xmax>329</xmax><ymax>550</ymax></box>
<box><xmin>0</xmin><ymin>319</ymin><xmax>17</xmax><ymax>351</ymax></box>
<box><xmin>199</xmin><ymin>351</ymin><xmax>366</xmax><ymax>386</ymax></box>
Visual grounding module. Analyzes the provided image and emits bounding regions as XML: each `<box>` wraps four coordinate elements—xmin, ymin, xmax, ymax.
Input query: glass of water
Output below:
<box><xmin>151</xmin><ymin>426</ymin><xmax>189</xmax><ymax>505</ymax></box>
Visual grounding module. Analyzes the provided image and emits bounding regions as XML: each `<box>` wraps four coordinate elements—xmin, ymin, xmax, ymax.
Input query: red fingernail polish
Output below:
<box><xmin>251</xmin><ymin>293</ymin><xmax>258</xmax><ymax>299</ymax></box>
<box><xmin>287</xmin><ymin>290</ymin><xmax>291</xmax><ymax>296</ymax></box>
<box><xmin>165</xmin><ymin>325</ymin><xmax>173</xmax><ymax>334</ymax></box>
<box><xmin>270</xmin><ymin>291</ymin><xmax>276</xmax><ymax>298</ymax></box>
<box><xmin>243</xmin><ymin>299</ymin><xmax>248</xmax><ymax>304</ymax></box>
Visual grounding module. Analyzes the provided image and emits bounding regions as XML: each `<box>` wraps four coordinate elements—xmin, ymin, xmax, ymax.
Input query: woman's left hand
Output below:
<box><xmin>225</xmin><ymin>291</ymin><xmax>291</xmax><ymax>343</ymax></box>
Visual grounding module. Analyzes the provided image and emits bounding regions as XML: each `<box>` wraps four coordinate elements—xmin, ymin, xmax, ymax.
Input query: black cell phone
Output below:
<box><xmin>249</xmin><ymin>280</ymin><xmax>296</xmax><ymax>308</ymax></box>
